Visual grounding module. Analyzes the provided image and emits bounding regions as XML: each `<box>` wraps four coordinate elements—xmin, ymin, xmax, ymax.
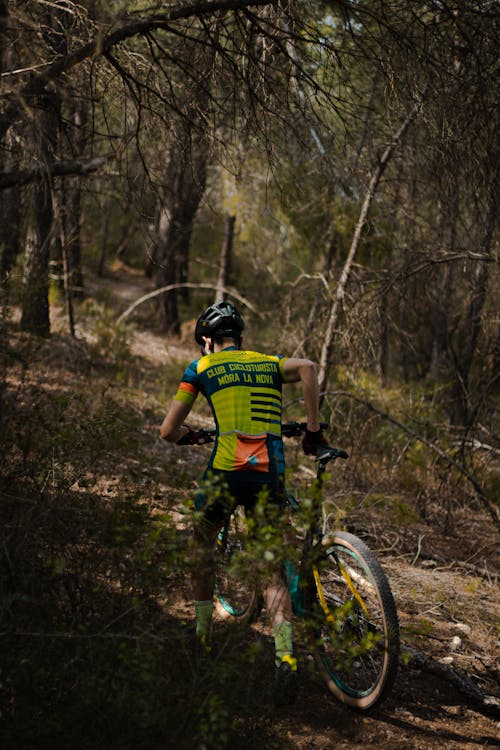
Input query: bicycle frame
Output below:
<box><xmin>206</xmin><ymin>421</ymin><xmax>400</xmax><ymax>708</ymax></box>
<box><xmin>199</xmin><ymin>422</ymin><xmax>350</xmax><ymax>621</ymax></box>
<box><xmin>284</xmin><ymin>447</ymin><xmax>349</xmax><ymax>621</ymax></box>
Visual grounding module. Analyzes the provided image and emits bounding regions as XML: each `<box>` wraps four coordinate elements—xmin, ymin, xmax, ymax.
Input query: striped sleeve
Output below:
<box><xmin>174</xmin><ymin>360</ymin><xmax>199</xmax><ymax>406</ymax></box>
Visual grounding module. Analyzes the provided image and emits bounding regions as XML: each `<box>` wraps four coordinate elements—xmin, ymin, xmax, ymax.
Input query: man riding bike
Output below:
<box><xmin>160</xmin><ymin>301</ymin><xmax>328</xmax><ymax>702</ymax></box>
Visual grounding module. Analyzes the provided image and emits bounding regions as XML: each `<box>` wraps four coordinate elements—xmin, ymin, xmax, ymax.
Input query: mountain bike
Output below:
<box><xmin>197</xmin><ymin>422</ymin><xmax>400</xmax><ymax>710</ymax></box>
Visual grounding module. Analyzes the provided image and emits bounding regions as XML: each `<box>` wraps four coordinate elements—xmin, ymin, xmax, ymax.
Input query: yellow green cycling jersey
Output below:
<box><xmin>174</xmin><ymin>347</ymin><xmax>287</xmax><ymax>478</ymax></box>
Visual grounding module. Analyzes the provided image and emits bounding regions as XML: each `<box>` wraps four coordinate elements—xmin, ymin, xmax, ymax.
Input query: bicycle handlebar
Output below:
<box><xmin>198</xmin><ymin>428</ymin><xmax>216</xmax><ymax>445</ymax></box>
<box><xmin>280</xmin><ymin>421</ymin><xmax>328</xmax><ymax>438</ymax></box>
<box><xmin>198</xmin><ymin>422</ymin><xmax>327</xmax><ymax>442</ymax></box>
<box><xmin>197</xmin><ymin>422</ymin><xmax>348</xmax><ymax>460</ymax></box>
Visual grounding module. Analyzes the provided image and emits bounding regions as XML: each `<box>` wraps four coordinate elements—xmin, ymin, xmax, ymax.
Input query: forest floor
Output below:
<box><xmin>3</xmin><ymin>262</ymin><xmax>499</xmax><ymax>750</ymax></box>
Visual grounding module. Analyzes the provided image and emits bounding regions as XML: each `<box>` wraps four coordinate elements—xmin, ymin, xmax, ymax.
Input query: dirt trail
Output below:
<box><xmin>63</xmin><ymin>264</ymin><xmax>500</xmax><ymax>748</ymax></box>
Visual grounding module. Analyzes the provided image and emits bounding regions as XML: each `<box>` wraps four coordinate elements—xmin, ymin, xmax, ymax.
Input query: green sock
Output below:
<box><xmin>274</xmin><ymin>620</ymin><xmax>294</xmax><ymax>668</ymax></box>
<box><xmin>195</xmin><ymin>600</ymin><xmax>213</xmax><ymax>639</ymax></box>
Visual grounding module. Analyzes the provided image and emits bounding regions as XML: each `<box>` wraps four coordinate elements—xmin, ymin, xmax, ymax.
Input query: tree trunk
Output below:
<box><xmin>155</xmin><ymin>130</ymin><xmax>209</xmax><ymax>332</ymax></box>
<box><xmin>0</xmin><ymin>0</ymin><xmax>21</xmax><ymax>290</ymax></box>
<box><xmin>62</xmin><ymin>177</ymin><xmax>84</xmax><ymax>299</ymax></box>
<box><xmin>215</xmin><ymin>214</ymin><xmax>235</xmax><ymax>303</ymax></box>
<box><xmin>20</xmin><ymin>97</ymin><xmax>58</xmax><ymax>337</ymax></box>
<box><xmin>449</xmin><ymin>176</ymin><xmax>497</xmax><ymax>427</ymax></box>
<box><xmin>0</xmin><ymin>156</ymin><xmax>21</xmax><ymax>288</ymax></box>
<box><xmin>155</xmin><ymin>138</ymin><xmax>208</xmax><ymax>333</ymax></box>
<box><xmin>61</xmin><ymin>98</ymin><xmax>86</xmax><ymax>300</ymax></box>
<box><xmin>153</xmin><ymin>30</ymin><xmax>215</xmax><ymax>332</ymax></box>
<box><xmin>156</xmin><ymin>204</ymin><xmax>181</xmax><ymax>333</ymax></box>
<box><xmin>20</xmin><ymin>181</ymin><xmax>53</xmax><ymax>337</ymax></box>
<box><xmin>429</xmin><ymin>182</ymin><xmax>459</xmax><ymax>379</ymax></box>
<box><xmin>311</xmin><ymin>222</ymin><xmax>337</xmax><ymax>317</ymax></box>
<box><xmin>376</xmin><ymin>292</ymin><xmax>389</xmax><ymax>384</ymax></box>
<box><xmin>98</xmin><ymin>196</ymin><xmax>113</xmax><ymax>277</ymax></box>
<box><xmin>54</xmin><ymin>0</ymin><xmax>88</xmax><ymax>300</ymax></box>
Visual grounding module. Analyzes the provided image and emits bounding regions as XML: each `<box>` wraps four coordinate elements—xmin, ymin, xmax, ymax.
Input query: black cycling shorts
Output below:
<box><xmin>194</xmin><ymin>471</ymin><xmax>286</xmax><ymax>528</ymax></box>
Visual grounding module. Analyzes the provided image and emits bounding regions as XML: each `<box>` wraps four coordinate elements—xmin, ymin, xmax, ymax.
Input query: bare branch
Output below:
<box><xmin>0</xmin><ymin>0</ymin><xmax>278</xmax><ymax>139</ymax></box>
<box><xmin>318</xmin><ymin>89</ymin><xmax>428</xmax><ymax>395</ymax></box>
<box><xmin>0</xmin><ymin>156</ymin><xmax>108</xmax><ymax>190</ymax></box>
<box><xmin>116</xmin><ymin>281</ymin><xmax>263</xmax><ymax>324</ymax></box>
<box><xmin>320</xmin><ymin>389</ymin><xmax>500</xmax><ymax>532</ymax></box>
<box><xmin>403</xmin><ymin>646</ymin><xmax>499</xmax><ymax>717</ymax></box>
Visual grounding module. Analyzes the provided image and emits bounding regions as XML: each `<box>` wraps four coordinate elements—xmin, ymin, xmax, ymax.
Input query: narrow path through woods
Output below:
<box><xmin>60</xmin><ymin>264</ymin><xmax>500</xmax><ymax>748</ymax></box>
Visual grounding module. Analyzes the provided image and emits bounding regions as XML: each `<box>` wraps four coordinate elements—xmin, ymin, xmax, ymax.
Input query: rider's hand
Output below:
<box><xmin>302</xmin><ymin>428</ymin><xmax>329</xmax><ymax>456</ymax></box>
<box><xmin>177</xmin><ymin>427</ymin><xmax>200</xmax><ymax>445</ymax></box>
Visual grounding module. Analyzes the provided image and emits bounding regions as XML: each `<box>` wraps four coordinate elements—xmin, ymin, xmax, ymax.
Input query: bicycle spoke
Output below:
<box><xmin>311</xmin><ymin>532</ymin><xmax>399</xmax><ymax>708</ymax></box>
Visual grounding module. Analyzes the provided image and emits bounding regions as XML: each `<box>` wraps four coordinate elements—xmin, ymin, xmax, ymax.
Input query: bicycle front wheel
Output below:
<box><xmin>213</xmin><ymin>508</ymin><xmax>259</xmax><ymax>622</ymax></box>
<box><xmin>312</xmin><ymin>531</ymin><xmax>399</xmax><ymax>710</ymax></box>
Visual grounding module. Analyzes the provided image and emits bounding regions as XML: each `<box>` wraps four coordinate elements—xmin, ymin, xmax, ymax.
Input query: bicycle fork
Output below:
<box><xmin>313</xmin><ymin>556</ymin><xmax>369</xmax><ymax>624</ymax></box>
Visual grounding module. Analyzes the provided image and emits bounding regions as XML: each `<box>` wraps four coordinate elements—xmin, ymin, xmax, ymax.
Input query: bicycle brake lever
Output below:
<box><xmin>315</xmin><ymin>447</ymin><xmax>349</xmax><ymax>462</ymax></box>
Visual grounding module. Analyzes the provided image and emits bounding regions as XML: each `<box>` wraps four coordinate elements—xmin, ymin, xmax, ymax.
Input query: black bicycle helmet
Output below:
<box><xmin>195</xmin><ymin>301</ymin><xmax>245</xmax><ymax>346</ymax></box>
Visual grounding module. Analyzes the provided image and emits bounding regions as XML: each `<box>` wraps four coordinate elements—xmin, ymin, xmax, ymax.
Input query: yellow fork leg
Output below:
<box><xmin>336</xmin><ymin>559</ymin><xmax>369</xmax><ymax>617</ymax></box>
<box><xmin>312</xmin><ymin>564</ymin><xmax>335</xmax><ymax>625</ymax></box>
<box><xmin>313</xmin><ymin>560</ymin><xmax>370</xmax><ymax>620</ymax></box>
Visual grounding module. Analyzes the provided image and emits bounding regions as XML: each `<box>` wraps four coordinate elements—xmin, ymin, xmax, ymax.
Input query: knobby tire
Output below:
<box><xmin>213</xmin><ymin>508</ymin><xmax>259</xmax><ymax>622</ymax></box>
<box><xmin>312</xmin><ymin>531</ymin><xmax>400</xmax><ymax>710</ymax></box>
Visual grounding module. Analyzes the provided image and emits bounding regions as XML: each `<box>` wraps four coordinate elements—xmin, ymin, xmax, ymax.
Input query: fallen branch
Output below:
<box><xmin>412</xmin><ymin>551</ymin><xmax>498</xmax><ymax>583</ymax></box>
<box><xmin>116</xmin><ymin>282</ymin><xmax>263</xmax><ymax>324</ymax></box>
<box><xmin>402</xmin><ymin>646</ymin><xmax>499</xmax><ymax>718</ymax></box>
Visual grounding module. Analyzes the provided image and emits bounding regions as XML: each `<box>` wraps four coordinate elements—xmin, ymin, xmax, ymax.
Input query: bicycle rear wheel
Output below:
<box><xmin>312</xmin><ymin>531</ymin><xmax>399</xmax><ymax>710</ymax></box>
<box><xmin>214</xmin><ymin>507</ymin><xmax>259</xmax><ymax>622</ymax></box>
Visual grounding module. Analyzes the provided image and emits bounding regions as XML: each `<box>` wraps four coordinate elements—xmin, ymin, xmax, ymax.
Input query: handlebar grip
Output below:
<box><xmin>198</xmin><ymin>428</ymin><xmax>216</xmax><ymax>444</ymax></box>
<box><xmin>281</xmin><ymin>421</ymin><xmax>329</xmax><ymax>437</ymax></box>
<box><xmin>334</xmin><ymin>449</ymin><xmax>348</xmax><ymax>459</ymax></box>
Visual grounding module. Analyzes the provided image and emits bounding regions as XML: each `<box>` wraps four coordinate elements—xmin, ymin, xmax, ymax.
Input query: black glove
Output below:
<box><xmin>177</xmin><ymin>427</ymin><xmax>199</xmax><ymax>446</ymax></box>
<box><xmin>302</xmin><ymin>428</ymin><xmax>329</xmax><ymax>456</ymax></box>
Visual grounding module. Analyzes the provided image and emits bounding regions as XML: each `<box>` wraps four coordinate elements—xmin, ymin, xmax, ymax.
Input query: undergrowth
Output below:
<box><xmin>0</xmin><ymin>326</ymin><xmax>284</xmax><ymax>749</ymax></box>
<box><xmin>1</xmin><ymin>315</ymin><xmax>497</xmax><ymax>749</ymax></box>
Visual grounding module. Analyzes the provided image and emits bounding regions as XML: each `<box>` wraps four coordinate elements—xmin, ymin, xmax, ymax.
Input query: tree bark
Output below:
<box><xmin>62</xmin><ymin>176</ymin><xmax>84</xmax><ymax>299</ymax></box>
<box><xmin>20</xmin><ymin>174</ymin><xmax>54</xmax><ymax>336</ymax></box>
<box><xmin>60</xmin><ymin>97</ymin><xmax>87</xmax><ymax>301</ymax></box>
<box><xmin>0</xmin><ymin>132</ymin><xmax>21</xmax><ymax>288</ymax></box>
<box><xmin>376</xmin><ymin>292</ymin><xmax>389</xmax><ymax>384</ymax></box>
<box><xmin>153</xmin><ymin>30</ymin><xmax>214</xmax><ymax>333</ymax></box>
<box><xmin>20</xmin><ymin>88</ymin><xmax>58</xmax><ymax>336</ymax></box>
<box><xmin>0</xmin><ymin>0</ymin><xmax>21</xmax><ymax>289</ymax></box>
<box><xmin>155</xmin><ymin>144</ymin><xmax>208</xmax><ymax>332</ymax></box>
<box><xmin>429</xmin><ymin>177</ymin><xmax>459</xmax><ymax>379</ymax></box>
<box><xmin>449</xmin><ymin>175</ymin><xmax>498</xmax><ymax>427</ymax></box>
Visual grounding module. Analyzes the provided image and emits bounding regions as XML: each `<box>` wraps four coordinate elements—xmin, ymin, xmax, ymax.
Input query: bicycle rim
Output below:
<box><xmin>214</xmin><ymin>508</ymin><xmax>258</xmax><ymax>622</ymax></box>
<box><xmin>312</xmin><ymin>531</ymin><xmax>399</xmax><ymax>709</ymax></box>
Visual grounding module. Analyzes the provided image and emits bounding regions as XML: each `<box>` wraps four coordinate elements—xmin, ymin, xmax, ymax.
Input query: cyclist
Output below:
<box><xmin>160</xmin><ymin>301</ymin><xmax>328</xmax><ymax>702</ymax></box>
